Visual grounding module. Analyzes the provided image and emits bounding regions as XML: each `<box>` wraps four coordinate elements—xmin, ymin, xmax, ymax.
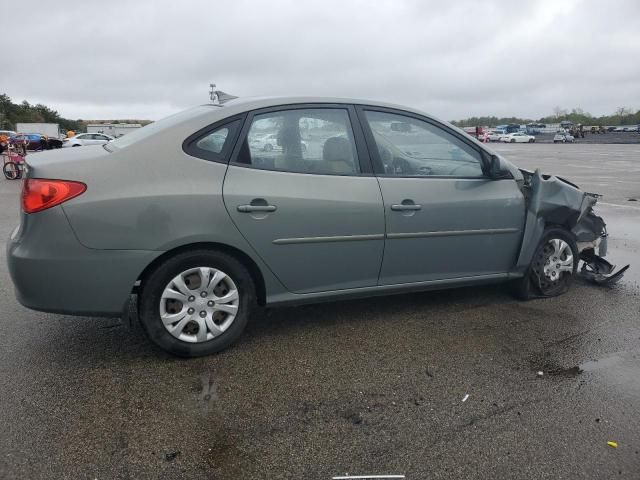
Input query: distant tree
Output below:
<box><xmin>453</xmin><ymin>106</ymin><xmax>639</xmax><ymax>128</ymax></box>
<box><xmin>552</xmin><ymin>106</ymin><xmax>568</xmax><ymax>119</ymax></box>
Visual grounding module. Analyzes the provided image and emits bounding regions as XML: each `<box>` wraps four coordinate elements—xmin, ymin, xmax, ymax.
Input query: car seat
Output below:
<box><xmin>322</xmin><ymin>137</ymin><xmax>356</xmax><ymax>174</ymax></box>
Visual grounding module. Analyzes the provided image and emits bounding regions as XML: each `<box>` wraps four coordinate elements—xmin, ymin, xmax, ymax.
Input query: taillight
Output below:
<box><xmin>22</xmin><ymin>179</ymin><xmax>86</xmax><ymax>214</ymax></box>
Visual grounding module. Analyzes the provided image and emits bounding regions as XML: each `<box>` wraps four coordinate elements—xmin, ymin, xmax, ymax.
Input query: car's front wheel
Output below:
<box><xmin>138</xmin><ymin>250</ymin><xmax>256</xmax><ymax>357</ymax></box>
<box><xmin>513</xmin><ymin>227</ymin><xmax>578</xmax><ymax>299</ymax></box>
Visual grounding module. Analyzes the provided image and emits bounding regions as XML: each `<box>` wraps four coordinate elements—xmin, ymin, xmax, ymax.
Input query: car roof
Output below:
<box><xmin>203</xmin><ymin>96</ymin><xmax>449</xmax><ymax>124</ymax></box>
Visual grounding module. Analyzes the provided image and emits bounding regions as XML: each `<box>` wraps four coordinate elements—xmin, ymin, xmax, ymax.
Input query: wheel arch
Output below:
<box><xmin>135</xmin><ymin>242</ymin><xmax>267</xmax><ymax>305</ymax></box>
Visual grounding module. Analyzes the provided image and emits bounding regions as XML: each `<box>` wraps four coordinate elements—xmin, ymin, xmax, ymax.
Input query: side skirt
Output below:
<box><xmin>266</xmin><ymin>272</ymin><xmax>521</xmax><ymax>307</ymax></box>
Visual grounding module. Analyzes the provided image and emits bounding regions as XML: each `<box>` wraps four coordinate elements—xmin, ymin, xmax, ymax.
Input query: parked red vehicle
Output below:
<box><xmin>463</xmin><ymin>126</ymin><xmax>485</xmax><ymax>139</ymax></box>
<box><xmin>12</xmin><ymin>133</ymin><xmax>63</xmax><ymax>151</ymax></box>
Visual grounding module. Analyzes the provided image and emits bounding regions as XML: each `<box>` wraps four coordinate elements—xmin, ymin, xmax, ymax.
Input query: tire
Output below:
<box><xmin>263</xmin><ymin>143</ymin><xmax>273</xmax><ymax>152</ymax></box>
<box><xmin>513</xmin><ymin>227</ymin><xmax>578</xmax><ymax>299</ymax></box>
<box><xmin>528</xmin><ymin>138</ymin><xmax>534</xmax><ymax>143</ymax></box>
<box><xmin>72</xmin><ymin>144</ymin><xmax>81</xmax><ymax>147</ymax></box>
<box><xmin>138</xmin><ymin>249</ymin><xmax>256</xmax><ymax>357</ymax></box>
<box><xmin>3</xmin><ymin>162</ymin><xmax>22</xmax><ymax>180</ymax></box>
<box><xmin>510</xmin><ymin>139</ymin><xmax>516</xmax><ymax>143</ymax></box>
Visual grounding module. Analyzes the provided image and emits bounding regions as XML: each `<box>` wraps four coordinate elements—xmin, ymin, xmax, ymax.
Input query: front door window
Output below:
<box><xmin>364</xmin><ymin>111</ymin><xmax>484</xmax><ymax>177</ymax></box>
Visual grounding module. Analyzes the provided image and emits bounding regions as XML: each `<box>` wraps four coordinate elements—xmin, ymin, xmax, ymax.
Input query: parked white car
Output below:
<box><xmin>553</xmin><ymin>132</ymin><xmax>575</xmax><ymax>143</ymax></box>
<box><xmin>249</xmin><ymin>133</ymin><xmax>307</xmax><ymax>152</ymax></box>
<box><xmin>487</xmin><ymin>131</ymin><xmax>504</xmax><ymax>142</ymax></box>
<box><xmin>63</xmin><ymin>133</ymin><xmax>114</xmax><ymax>147</ymax></box>
<box><xmin>501</xmin><ymin>132</ymin><xmax>535</xmax><ymax>143</ymax></box>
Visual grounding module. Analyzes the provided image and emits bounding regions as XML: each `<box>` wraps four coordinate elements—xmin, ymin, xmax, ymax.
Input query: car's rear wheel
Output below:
<box><xmin>513</xmin><ymin>227</ymin><xmax>578</xmax><ymax>299</ymax></box>
<box><xmin>3</xmin><ymin>162</ymin><xmax>22</xmax><ymax>180</ymax></box>
<box><xmin>138</xmin><ymin>250</ymin><xmax>256</xmax><ymax>357</ymax></box>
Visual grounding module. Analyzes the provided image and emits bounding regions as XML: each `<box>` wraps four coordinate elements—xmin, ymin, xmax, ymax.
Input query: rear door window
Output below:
<box><xmin>237</xmin><ymin>108</ymin><xmax>360</xmax><ymax>175</ymax></box>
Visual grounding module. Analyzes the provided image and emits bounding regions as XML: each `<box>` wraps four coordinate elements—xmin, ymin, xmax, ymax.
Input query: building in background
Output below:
<box><xmin>16</xmin><ymin>123</ymin><xmax>60</xmax><ymax>138</ymax></box>
<box><xmin>86</xmin><ymin>123</ymin><xmax>142</xmax><ymax>137</ymax></box>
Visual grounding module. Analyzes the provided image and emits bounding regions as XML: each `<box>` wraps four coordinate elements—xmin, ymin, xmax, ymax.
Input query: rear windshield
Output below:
<box><xmin>105</xmin><ymin>106</ymin><xmax>213</xmax><ymax>151</ymax></box>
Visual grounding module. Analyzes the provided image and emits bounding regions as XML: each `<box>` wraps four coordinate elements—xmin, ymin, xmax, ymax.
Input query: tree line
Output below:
<box><xmin>3</xmin><ymin>93</ymin><xmax>638</xmax><ymax>132</ymax></box>
<box><xmin>0</xmin><ymin>94</ymin><xmax>84</xmax><ymax>132</ymax></box>
<box><xmin>452</xmin><ymin>106</ymin><xmax>640</xmax><ymax>128</ymax></box>
<box><xmin>0</xmin><ymin>93</ymin><xmax>150</xmax><ymax>133</ymax></box>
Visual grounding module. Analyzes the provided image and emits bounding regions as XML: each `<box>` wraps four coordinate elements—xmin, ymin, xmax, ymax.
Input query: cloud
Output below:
<box><xmin>4</xmin><ymin>0</ymin><xmax>639</xmax><ymax>120</ymax></box>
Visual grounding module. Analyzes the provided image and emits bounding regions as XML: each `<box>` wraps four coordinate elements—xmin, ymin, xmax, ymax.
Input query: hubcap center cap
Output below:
<box><xmin>194</xmin><ymin>297</ymin><xmax>212</xmax><ymax>310</ymax></box>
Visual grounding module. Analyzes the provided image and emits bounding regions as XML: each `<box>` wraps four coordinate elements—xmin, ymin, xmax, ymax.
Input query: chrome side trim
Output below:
<box><xmin>386</xmin><ymin>228</ymin><xmax>519</xmax><ymax>240</ymax></box>
<box><xmin>273</xmin><ymin>233</ymin><xmax>385</xmax><ymax>245</ymax></box>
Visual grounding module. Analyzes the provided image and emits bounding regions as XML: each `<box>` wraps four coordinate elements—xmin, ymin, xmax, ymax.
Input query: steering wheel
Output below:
<box><xmin>448</xmin><ymin>163</ymin><xmax>479</xmax><ymax>176</ymax></box>
<box><xmin>391</xmin><ymin>156</ymin><xmax>416</xmax><ymax>175</ymax></box>
<box><xmin>416</xmin><ymin>165</ymin><xmax>433</xmax><ymax>175</ymax></box>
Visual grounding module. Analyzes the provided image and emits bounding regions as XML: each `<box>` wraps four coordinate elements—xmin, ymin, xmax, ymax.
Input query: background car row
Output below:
<box><xmin>0</xmin><ymin>131</ymin><xmax>113</xmax><ymax>150</ymax></box>
<box><xmin>62</xmin><ymin>133</ymin><xmax>114</xmax><ymax>147</ymax></box>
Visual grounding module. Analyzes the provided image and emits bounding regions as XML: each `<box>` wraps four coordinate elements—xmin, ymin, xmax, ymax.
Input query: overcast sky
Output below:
<box><xmin>4</xmin><ymin>0</ymin><xmax>639</xmax><ymax>121</ymax></box>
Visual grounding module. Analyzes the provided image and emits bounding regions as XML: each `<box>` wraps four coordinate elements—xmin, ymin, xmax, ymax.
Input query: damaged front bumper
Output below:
<box><xmin>516</xmin><ymin>169</ymin><xmax>629</xmax><ymax>286</ymax></box>
<box><xmin>579</xmin><ymin>248</ymin><xmax>630</xmax><ymax>285</ymax></box>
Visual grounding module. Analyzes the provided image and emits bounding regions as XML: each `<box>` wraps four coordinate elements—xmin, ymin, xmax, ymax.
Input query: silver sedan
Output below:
<box><xmin>7</xmin><ymin>96</ymin><xmax>612</xmax><ymax>356</ymax></box>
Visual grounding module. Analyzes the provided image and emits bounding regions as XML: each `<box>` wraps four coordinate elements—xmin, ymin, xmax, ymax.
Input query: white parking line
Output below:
<box><xmin>598</xmin><ymin>202</ymin><xmax>640</xmax><ymax>210</ymax></box>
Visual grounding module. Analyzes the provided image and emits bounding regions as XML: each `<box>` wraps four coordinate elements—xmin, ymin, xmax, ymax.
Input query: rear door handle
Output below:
<box><xmin>391</xmin><ymin>203</ymin><xmax>422</xmax><ymax>211</ymax></box>
<box><xmin>237</xmin><ymin>205</ymin><xmax>277</xmax><ymax>213</ymax></box>
<box><xmin>237</xmin><ymin>198</ymin><xmax>277</xmax><ymax>213</ymax></box>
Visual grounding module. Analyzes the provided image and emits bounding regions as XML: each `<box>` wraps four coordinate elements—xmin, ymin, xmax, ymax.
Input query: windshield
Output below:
<box><xmin>105</xmin><ymin>106</ymin><xmax>213</xmax><ymax>151</ymax></box>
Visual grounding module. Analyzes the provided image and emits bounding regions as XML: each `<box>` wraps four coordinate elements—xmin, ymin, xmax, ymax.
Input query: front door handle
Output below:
<box><xmin>391</xmin><ymin>203</ymin><xmax>422</xmax><ymax>211</ymax></box>
<box><xmin>237</xmin><ymin>198</ymin><xmax>277</xmax><ymax>213</ymax></box>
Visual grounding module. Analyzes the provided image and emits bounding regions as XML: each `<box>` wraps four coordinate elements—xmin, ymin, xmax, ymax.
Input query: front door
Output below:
<box><xmin>223</xmin><ymin>105</ymin><xmax>385</xmax><ymax>294</ymax></box>
<box><xmin>358</xmin><ymin>108</ymin><xmax>526</xmax><ymax>285</ymax></box>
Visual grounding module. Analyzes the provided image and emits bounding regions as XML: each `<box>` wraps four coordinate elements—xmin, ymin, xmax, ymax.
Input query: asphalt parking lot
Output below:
<box><xmin>529</xmin><ymin>132</ymin><xmax>640</xmax><ymax>144</ymax></box>
<box><xmin>1</xmin><ymin>144</ymin><xmax>639</xmax><ymax>479</ymax></box>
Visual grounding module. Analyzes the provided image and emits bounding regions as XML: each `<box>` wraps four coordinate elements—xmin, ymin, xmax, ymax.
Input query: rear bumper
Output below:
<box><xmin>7</xmin><ymin>207</ymin><xmax>159</xmax><ymax>317</ymax></box>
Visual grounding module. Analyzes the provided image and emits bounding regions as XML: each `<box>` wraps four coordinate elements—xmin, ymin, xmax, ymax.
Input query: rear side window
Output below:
<box><xmin>236</xmin><ymin>108</ymin><xmax>360</xmax><ymax>175</ymax></box>
<box><xmin>196</xmin><ymin>127</ymin><xmax>230</xmax><ymax>154</ymax></box>
<box><xmin>184</xmin><ymin>119</ymin><xmax>241</xmax><ymax>162</ymax></box>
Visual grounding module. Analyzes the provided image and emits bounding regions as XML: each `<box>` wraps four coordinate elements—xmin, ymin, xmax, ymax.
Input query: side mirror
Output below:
<box><xmin>488</xmin><ymin>154</ymin><xmax>513</xmax><ymax>179</ymax></box>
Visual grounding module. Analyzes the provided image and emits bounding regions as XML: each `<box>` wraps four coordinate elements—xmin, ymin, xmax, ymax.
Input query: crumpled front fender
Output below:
<box><xmin>515</xmin><ymin>169</ymin><xmax>603</xmax><ymax>273</ymax></box>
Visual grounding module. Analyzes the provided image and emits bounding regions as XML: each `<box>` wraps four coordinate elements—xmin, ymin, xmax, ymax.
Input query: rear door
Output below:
<box><xmin>358</xmin><ymin>107</ymin><xmax>526</xmax><ymax>285</ymax></box>
<box><xmin>223</xmin><ymin>105</ymin><xmax>385</xmax><ymax>294</ymax></box>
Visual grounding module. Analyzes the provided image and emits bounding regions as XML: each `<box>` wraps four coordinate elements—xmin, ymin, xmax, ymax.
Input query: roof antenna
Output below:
<box><xmin>209</xmin><ymin>83</ymin><xmax>217</xmax><ymax>103</ymax></box>
<box><xmin>209</xmin><ymin>82</ymin><xmax>238</xmax><ymax>105</ymax></box>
